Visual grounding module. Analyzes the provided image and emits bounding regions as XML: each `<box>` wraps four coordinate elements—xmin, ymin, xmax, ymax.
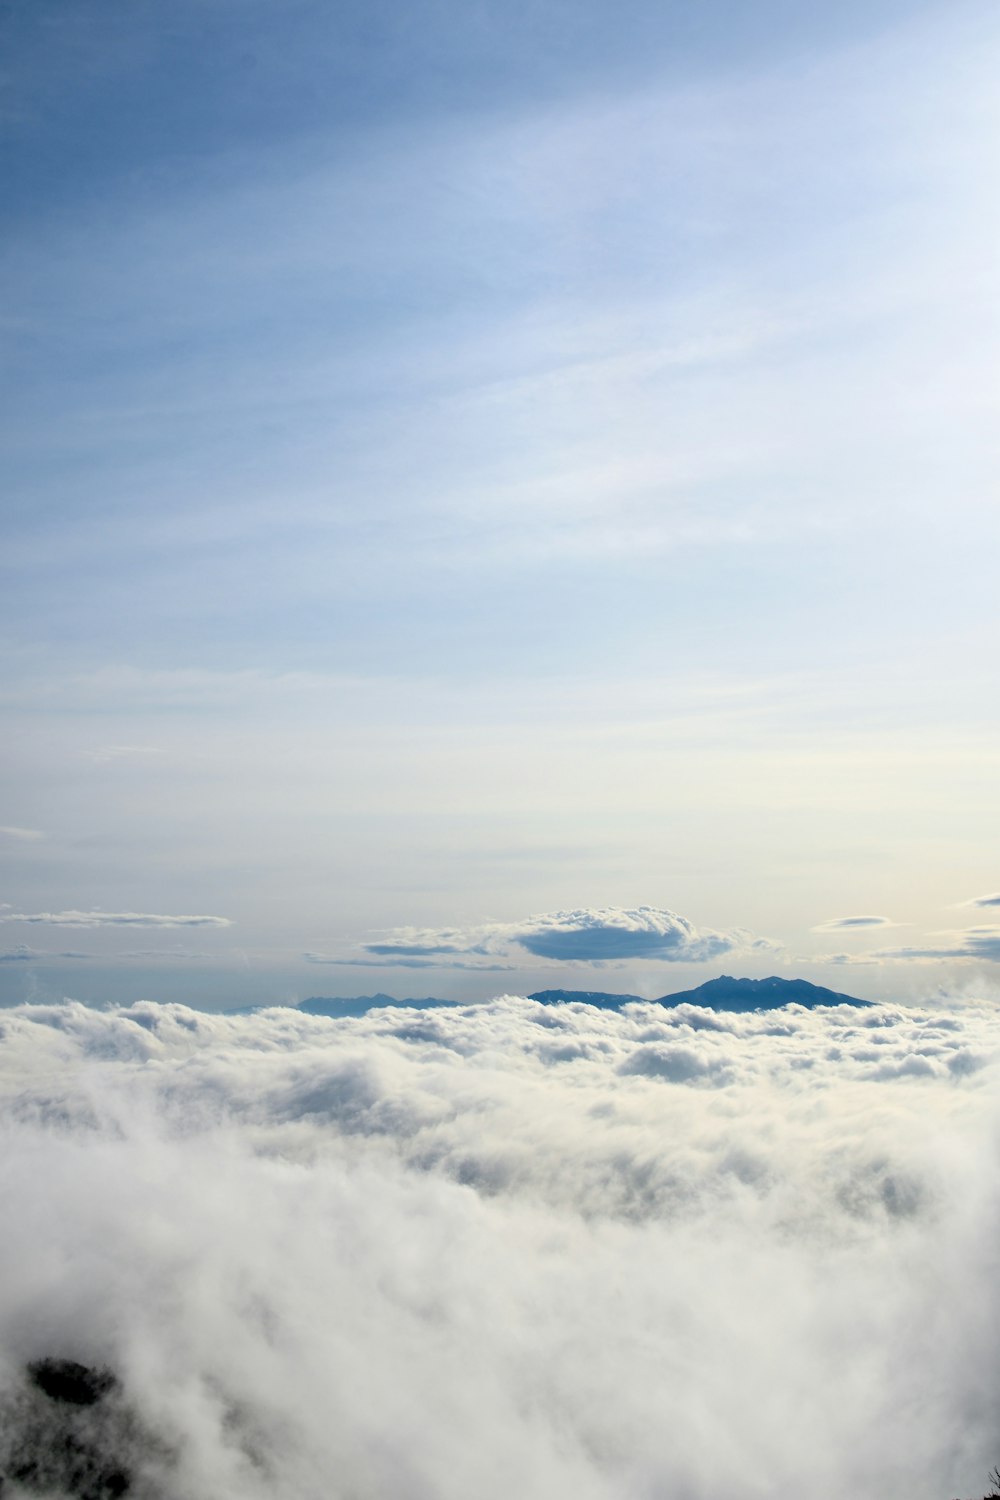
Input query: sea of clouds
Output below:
<box><xmin>1</xmin><ymin>993</ymin><xmax>999</xmax><ymax>1500</ymax></box>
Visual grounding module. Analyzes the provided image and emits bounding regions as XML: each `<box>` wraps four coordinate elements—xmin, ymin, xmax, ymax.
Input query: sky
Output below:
<box><xmin>2</xmin><ymin>0</ymin><xmax>999</xmax><ymax>1009</ymax></box>
<box><xmin>2</xmin><ymin>994</ymin><xmax>1000</xmax><ymax>1497</ymax></box>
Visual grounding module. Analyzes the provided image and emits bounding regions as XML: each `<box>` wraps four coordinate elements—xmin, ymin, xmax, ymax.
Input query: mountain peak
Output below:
<box><xmin>656</xmin><ymin>975</ymin><xmax>868</xmax><ymax>1010</ymax></box>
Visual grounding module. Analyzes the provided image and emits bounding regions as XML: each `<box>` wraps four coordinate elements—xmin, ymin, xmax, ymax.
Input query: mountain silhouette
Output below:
<box><xmin>528</xmin><ymin>988</ymin><xmax>643</xmax><ymax>1009</ymax></box>
<box><xmin>529</xmin><ymin>976</ymin><xmax>868</xmax><ymax>1011</ymax></box>
<box><xmin>296</xmin><ymin>976</ymin><xmax>868</xmax><ymax>1018</ymax></box>
<box><xmin>655</xmin><ymin>974</ymin><xmax>868</xmax><ymax>1010</ymax></box>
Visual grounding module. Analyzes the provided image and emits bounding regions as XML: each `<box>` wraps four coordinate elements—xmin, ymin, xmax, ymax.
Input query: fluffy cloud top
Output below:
<box><xmin>357</xmin><ymin>905</ymin><xmax>768</xmax><ymax>968</ymax></box>
<box><xmin>1</xmin><ymin>992</ymin><xmax>1000</xmax><ymax>1500</ymax></box>
<box><xmin>0</xmin><ymin>910</ymin><xmax>232</xmax><ymax>929</ymax></box>
<box><xmin>512</xmin><ymin>906</ymin><xmax>741</xmax><ymax>961</ymax></box>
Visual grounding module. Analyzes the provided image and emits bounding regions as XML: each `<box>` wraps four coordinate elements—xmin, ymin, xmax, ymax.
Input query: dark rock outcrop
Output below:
<box><xmin>27</xmin><ymin>1359</ymin><xmax>118</xmax><ymax>1409</ymax></box>
<box><xmin>1</xmin><ymin>1358</ymin><xmax>134</xmax><ymax>1499</ymax></box>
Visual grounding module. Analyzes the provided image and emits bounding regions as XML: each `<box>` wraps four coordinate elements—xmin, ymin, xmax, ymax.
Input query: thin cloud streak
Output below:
<box><xmin>825</xmin><ymin>927</ymin><xmax>1000</xmax><ymax>964</ymax></box>
<box><xmin>1</xmin><ymin>946</ymin><xmax>41</xmax><ymax>964</ymax></box>
<box><xmin>304</xmin><ymin>953</ymin><xmax>516</xmax><ymax>973</ymax></box>
<box><xmin>0</xmin><ymin>911</ymin><xmax>233</xmax><ymax>929</ymax></box>
<box><xmin>0</xmin><ymin>946</ymin><xmax>90</xmax><ymax>963</ymax></box>
<box><xmin>811</xmin><ymin>915</ymin><xmax>901</xmax><ymax>931</ymax></box>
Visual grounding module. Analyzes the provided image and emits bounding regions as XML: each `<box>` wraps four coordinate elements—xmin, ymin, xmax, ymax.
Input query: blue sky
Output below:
<box><xmin>1</xmin><ymin>0</ymin><xmax>998</xmax><ymax>1007</ymax></box>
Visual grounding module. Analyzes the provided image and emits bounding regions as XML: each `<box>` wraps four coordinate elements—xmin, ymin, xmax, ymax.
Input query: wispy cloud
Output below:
<box><xmin>956</xmin><ymin>892</ymin><xmax>1000</xmax><ymax>909</ymax></box>
<box><xmin>0</xmin><ymin>945</ymin><xmax>89</xmax><ymax>962</ymax></box>
<box><xmin>304</xmin><ymin>953</ymin><xmax>515</xmax><ymax>973</ymax></box>
<box><xmin>0</xmin><ymin>946</ymin><xmax>39</xmax><ymax>963</ymax></box>
<box><xmin>87</xmin><ymin>745</ymin><xmax>165</xmax><ymax>764</ymax></box>
<box><xmin>116</xmin><ymin>949</ymin><xmax>218</xmax><ymax>960</ymax></box>
<box><xmin>0</xmin><ymin>826</ymin><xmax>44</xmax><ymax>841</ymax></box>
<box><xmin>824</xmin><ymin>927</ymin><xmax>1000</xmax><ymax>965</ymax></box>
<box><xmin>0</xmin><ymin>911</ymin><xmax>232</xmax><ymax>929</ymax></box>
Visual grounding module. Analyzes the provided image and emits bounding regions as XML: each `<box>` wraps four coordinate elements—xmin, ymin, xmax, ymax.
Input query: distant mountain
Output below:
<box><xmin>528</xmin><ymin>988</ymin><xmax>643</xmax><ymax>1010</ymax></box>
<box><xmin>530</xmin><ymin>976</ymin><xmax>869</xmax><ymax>1011</ymax></box>
<box><xmin>655</xmin><ymin>975</ymin><xmax>869</xmax><ymax>1010</ymax></box>
<box><xmin>297</xmin><ymin>976</ymin><xmax>869</xmax><ymax>1019</ymax></box>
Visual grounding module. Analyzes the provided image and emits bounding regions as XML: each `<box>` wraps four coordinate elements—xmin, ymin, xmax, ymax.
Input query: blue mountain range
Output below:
<box><xmin>298</xmin><ymin>975</ymin><xmax>868</xmax><ymax>1017</ymax></box>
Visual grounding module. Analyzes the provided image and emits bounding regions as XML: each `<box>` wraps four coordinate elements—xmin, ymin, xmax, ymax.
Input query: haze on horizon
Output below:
<box><xmin>2</xmin><ymin>0</ymin><xmax>999</xmax><ymax>1011</ymax></box>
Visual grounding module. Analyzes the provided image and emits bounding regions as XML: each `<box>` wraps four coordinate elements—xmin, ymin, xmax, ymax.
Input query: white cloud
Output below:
<box><xmin>510</xmin><ymin>906</ymin><xmax>750</xmax><ymax>963</ymax></box>
<box><xmin>358</xmin><ymin>905</ymin><xmax>772</xmax><ymax>969</ymax></box>
<box><xmin>0</xmin><ymin>911</ymin><xmax>232</xmax><ymax>929</ymax></box>
<box><xmin>811</xmin><ymin>915</ymin><xmax>902</xmax><ymax>932</ymax></box>
<box><xmin>1</xmin><ymin>993</ymin><xmax>999</xmax><ymax>1499</ymax></box>
<box><xmin>0</xmin><ymin>826</ymin><xmax>44</xmax><ymax>841</ymax></box>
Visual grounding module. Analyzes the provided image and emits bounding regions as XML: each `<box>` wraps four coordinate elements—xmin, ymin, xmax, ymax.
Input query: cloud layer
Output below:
<box><xmin>1</xmin><ymin>991</ymin><xmax>1000</xmax><ymax>1499</ymax></box>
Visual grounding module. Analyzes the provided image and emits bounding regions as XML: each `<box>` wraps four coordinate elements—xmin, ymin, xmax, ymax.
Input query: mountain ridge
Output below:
<box><xmin>297</xmin><ymin>975</ymin><xmax>869</xmax><ymax>1016</ymax></box>
<box><xmin>654</xmin><ymin>973</ymin><xmax>869</xmax><ymax>1010</ymax></box>
<box><xmin>529</xmin><ymin>975</ymin><xmax>868</xmax><ymax>1010</ymax></box>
